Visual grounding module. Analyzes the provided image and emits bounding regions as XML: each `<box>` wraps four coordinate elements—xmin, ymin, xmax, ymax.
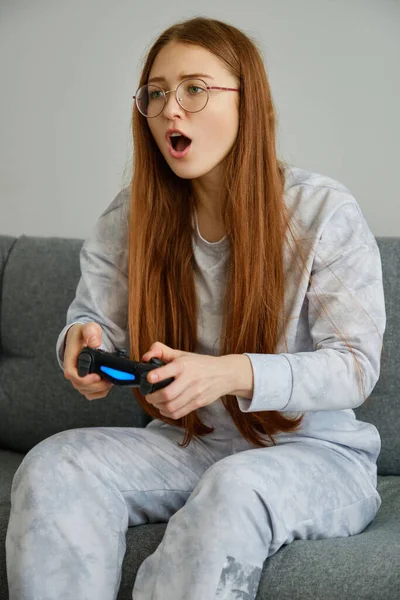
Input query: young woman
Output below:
<box><xmin>6</xmin><ymin>16</ymin><xmax>386</xmax><ymax>600</ymax></box>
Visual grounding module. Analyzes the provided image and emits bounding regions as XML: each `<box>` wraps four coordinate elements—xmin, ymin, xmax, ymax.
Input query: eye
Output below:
<box><xmin>149</xmin><ymin>90</ymin><xmax>163</xmax><ymax>100</ymax></box>
<box><xmin>188</xmin><ymin>86</ymin><xmax>203</xmax><ymax>94</ymax></box>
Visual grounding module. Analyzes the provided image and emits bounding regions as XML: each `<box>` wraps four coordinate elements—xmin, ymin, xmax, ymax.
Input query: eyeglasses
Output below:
<box><xmin>132</xmin><ymin>78</ymin><xmax>240</xmax><ymax>118</ymax></box>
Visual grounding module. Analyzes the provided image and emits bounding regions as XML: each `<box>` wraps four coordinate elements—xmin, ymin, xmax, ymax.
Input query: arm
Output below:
<box><xmin>223</xmin><ymin>202</ymin><xmax>386</xmax><ymax>412</ymax></box>
<box><xmin>55</xmin><ymin>188</ymin><xmax>130</xmax><ymax>370</ymax></box>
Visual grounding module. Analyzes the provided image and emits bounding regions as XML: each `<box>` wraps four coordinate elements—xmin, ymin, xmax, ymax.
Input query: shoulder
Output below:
<box><xmin>84</xmin><ymin>186</ymin><xmax>131</xmax><ymax>257</ymax></box>
<box><xmin>282</xmin><ymin>164</ymin><xmax>375</xmax><ymax>248</ymax></box>
<box><xmin>283</xmin><ymin>163</ymin><xmax>355</xmax><ymax>220</ymax></box>
<box><xmin>283</xmin><ymin>163</ymin><xmax>352</xmax><ymax>195</ymax></box>
<box><xmin>98</xmin><ymin>185</ymin><xmax>130</xmax><ymax>220</ymax></box>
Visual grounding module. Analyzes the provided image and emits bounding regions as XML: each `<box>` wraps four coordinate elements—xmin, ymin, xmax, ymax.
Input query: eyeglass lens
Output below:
<box><xmin>135</xmin><ymin>79</ymin><xmax>208</xmax><ymax>117</ymax></box>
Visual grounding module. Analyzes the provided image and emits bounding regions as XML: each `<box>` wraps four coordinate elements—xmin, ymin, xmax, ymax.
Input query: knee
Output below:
<box><xmin>183</xmin><ymin>459</ymin><xmax>272</xmax><ymax>555</ymax></box>
<box><xmin>11</xmin><ymin>429</ymin><xmax>88</xmax><ymax>499</ymax></box>
<box><xmin>192</xmin><ymin>458</ymin><xmax>258</xmax><ymax>509</ymax></box>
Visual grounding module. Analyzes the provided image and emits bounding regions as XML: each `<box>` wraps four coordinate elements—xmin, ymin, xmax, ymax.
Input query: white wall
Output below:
<box><xmin>1</xmin><ymin>0</ymin><xmax>399</xmax><ymax>238</ymax></box>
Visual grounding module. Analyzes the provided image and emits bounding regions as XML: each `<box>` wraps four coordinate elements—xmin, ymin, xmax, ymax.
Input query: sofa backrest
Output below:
<box><xmin>0</xmin><ymin>234</ymin><xmax>398</xmax><ymax>474</ymax></box>
<box><xmin>0</xmin><ymin>235</ymin><xmax>152</xmax><ymax>458</ymax></box>
<box><xmin>353</xmin><ymin>237</ymin><xmax>399</xmax><ymax>475</ymax></box>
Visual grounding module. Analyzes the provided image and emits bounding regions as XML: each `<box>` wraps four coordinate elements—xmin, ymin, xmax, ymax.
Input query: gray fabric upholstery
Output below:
<box><xmin>0</xmin><ymin>234</ymin><xmax>399</xmax><ymax>599</ymax></box>
<box><xmin>0</xmin><ymin>235</ymin><xmax>151</xmax><ymax>456</ymax></box>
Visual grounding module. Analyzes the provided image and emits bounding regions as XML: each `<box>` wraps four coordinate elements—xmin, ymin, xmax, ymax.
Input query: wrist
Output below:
<box><xmin>219</xmin><ymin>353</ymin><xmax>254</xmax><ymax>399</ymax></box>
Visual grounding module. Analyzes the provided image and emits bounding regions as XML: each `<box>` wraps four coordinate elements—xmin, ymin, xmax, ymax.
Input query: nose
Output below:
<box><xmin>162</xmin><ymin>90</ymin><xmax>185</xmax><ymax>119</ymax></box>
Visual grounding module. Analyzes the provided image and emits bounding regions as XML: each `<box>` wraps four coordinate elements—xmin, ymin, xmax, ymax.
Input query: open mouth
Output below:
<box><xmin>170</xmin><ymin>134</ymin><xmax>192</xmax><ymax>152</ymax></box>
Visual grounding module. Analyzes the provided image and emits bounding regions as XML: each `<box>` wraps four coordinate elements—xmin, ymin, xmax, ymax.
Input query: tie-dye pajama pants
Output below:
<box><xmin>6</xmin><ymin>419</ymin><xmax>381</xmax><ymax>600</ymax></box>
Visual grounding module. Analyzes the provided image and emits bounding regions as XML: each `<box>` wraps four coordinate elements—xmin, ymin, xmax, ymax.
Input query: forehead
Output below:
<box><xmin>148</xmin><ymin>42</ymin><xmax>231</xmax><ymax>83</ymax></box>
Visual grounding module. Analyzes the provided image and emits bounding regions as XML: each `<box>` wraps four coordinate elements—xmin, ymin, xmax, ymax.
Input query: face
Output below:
<box><xmin>145</xmin><ymin>42</ymin><xmax>240</xmax><ymax>182</ymax></box>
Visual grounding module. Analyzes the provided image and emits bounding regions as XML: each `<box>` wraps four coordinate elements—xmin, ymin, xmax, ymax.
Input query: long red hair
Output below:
<box><xmin>127</xmin><ymin>16</ymin><xmax>382</xmax><ymax>448</ymax></box>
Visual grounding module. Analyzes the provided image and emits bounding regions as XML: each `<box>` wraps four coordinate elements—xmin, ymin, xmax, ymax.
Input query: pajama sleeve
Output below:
<box><xmin>236</xmin><ymin>200</ymin><xmax>386</xmax><ymax>413</ymax></box>
<box><xmin>55</xmin><ymin>189</ymin><xmax>130</xmax><ymax>371</ymax></box>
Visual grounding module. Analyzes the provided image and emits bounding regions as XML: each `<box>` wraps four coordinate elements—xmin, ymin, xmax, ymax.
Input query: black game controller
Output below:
<box><xmin>77</xmin><ymin>347</ymin><xmax>174</xmax><ymax>395</ymax></box>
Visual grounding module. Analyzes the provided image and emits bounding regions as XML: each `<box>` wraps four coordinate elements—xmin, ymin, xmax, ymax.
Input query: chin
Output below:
<box><xmin>168</xmin><ymin>161</ymin><xmax>220</xmax><ymax>181</ymax></box>
<box><xmin>167</xmin><ymin>164</ymin><xmax>206</xmax><ymax>180</ymax></box>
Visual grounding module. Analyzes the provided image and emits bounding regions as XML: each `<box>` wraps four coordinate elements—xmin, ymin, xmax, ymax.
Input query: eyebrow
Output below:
<box><xmin>147</xmin><ymin>73</ymin><xmax>214</xmax><ymax>84</ymax></box>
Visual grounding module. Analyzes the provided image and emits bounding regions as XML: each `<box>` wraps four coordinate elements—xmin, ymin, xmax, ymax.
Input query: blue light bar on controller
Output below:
<box><xmin>100</xmin><ymin>366</ymin><xmax>136</xmax><ymax>381</ymax></box>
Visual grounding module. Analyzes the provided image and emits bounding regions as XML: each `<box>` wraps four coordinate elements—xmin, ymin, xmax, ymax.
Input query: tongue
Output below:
<box><xmin>176</xmin><ymin>136</ymin><xmax>191</xmax><ymax>152</ymax></box>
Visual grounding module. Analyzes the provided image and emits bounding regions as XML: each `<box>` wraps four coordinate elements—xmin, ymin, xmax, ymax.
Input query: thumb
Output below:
<box><xmin>82</xmin><ymin>323</ymin><xmax>102</xmax><ymax>348</ymax></box>
<box><xmin>142</xmin><ymin>343</ymin><xmax>183</xmax><ymax>363</ymax></box>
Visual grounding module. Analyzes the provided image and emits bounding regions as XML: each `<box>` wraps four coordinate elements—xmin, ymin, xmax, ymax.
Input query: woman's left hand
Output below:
<box><xmin>141</xmin><ymin>341</ymin><xmax>230</xmax><ymax>420</ymax></box>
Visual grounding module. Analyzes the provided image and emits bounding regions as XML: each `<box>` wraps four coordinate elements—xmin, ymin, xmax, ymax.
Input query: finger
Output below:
<box><xmin>83</xmin><ymin>391</ymin><xmax>108</xmax><ymax>401</ymax></box>
<box><xmin>145</xmin><ymin>392</ymin><xmax>173</xmax><ymax>415</ymax></box>
<box><xmin>147</xmin><ymin>365</ymin><xmax>171</xmax><ymax>384</ymax></box>
<box><xmin>81</xmin><ymin>382</ymin><xmax>113</xmax><ymax>398</ymax></box>
<box><xmin>66</xmin><ymin>371</ymin><xmax>101</xmax><ymax>384</ymax></box>
<box><xmin>142</xmin><ymin>350</ymin><xmax>162</xmax><ymax>362</ymax></box>
<box><xmin>79</xmin><ymin>374</ymin><xmax>102</xmax><ymax>385</ymax></box>
<box><xmin>71</xmin><ymin>376</ymin><xmax>102</xmax><ymax>390</ymax></box>
<box><xmin>73</xmin><ymin>379</ymin><xmax>112</xmax><ymax>393</ymax></box>
<box><xmin>150</xmin><ymin>383</ymin><xmax>194</xmax><ymax>418</ymax></box>
<box><xmin>162</xmin><ymin>390</ymin><xmax>195</xmax><ymax>419</ymax></box>
<box><xmin>145</xmin><ymin>391</ymin><xmax>164</xmax><ymax>405</ymax></box>
<box><xmin>159</xmin><ymin>399</ymin><xmax>188</xmax><ymax>420</ymax></box>
<box><xmin>155</xmin><ymin>376</ymin><xmax>188</xmax><ymax>403</ymax></box>
<box><xmin>146</xmin><ymin>387</ymin><xmax>175</xmax><ymax>405</ymax></box>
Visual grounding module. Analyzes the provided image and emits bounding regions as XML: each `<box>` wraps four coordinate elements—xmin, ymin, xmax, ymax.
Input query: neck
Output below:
<box><xmin>191</xmin><ymin>170</ymin><xmax>223</xmax><ymax>222</ymax></box>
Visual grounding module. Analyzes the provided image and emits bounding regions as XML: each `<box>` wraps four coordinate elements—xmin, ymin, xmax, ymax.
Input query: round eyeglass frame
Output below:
<box><xmin>132</xmin><ymin>78</ymin><xmax>240</xmax><ymax>118</ymax></box>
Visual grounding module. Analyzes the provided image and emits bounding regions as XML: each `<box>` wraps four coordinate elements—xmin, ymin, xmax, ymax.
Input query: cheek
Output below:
<box><xmin>147</xmin><ymin>124</ymin><xmax>159</xmax><ymax>144</ymax></box>
<box><xmin>146</xmin><ymin>121</ymin><xmax>164</xmax><ymax>147</ymax></box>
<box><xmin>200</xmin><ymin>110</ymin><xmax>238</xmax><ymax>154</ymax></box>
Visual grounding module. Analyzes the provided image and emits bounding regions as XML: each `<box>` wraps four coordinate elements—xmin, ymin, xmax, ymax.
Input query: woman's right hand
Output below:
<box><xmin>63</xmin><ymin>322</ymin><xmax>114</xmax><ymax>400</ymax></box>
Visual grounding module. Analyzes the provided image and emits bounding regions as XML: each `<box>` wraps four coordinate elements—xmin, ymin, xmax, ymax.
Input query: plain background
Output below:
<box><xmin>0</xmin><ymin>0</ymin><xmax>399</xmax><ymax>239</ymax></box>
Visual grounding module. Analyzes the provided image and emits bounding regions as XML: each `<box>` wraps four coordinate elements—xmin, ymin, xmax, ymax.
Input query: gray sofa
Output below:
<box><xmin>0</xmin><ymin>233</ymin><xmax>399</xmax><ymax>600</ymax></box>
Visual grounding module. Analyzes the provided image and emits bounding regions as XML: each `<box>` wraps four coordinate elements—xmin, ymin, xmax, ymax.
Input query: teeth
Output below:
<box><xmin>170</xmin><ymin>133</ymin><xmax>182</xmax><ymax>137</ymax></box>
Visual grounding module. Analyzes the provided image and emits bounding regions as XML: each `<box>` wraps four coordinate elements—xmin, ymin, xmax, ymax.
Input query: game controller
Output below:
<box><xmin>77</xmin><ymin>347</ymin><xmax>174</xmax><ymax>395</ymax></box>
